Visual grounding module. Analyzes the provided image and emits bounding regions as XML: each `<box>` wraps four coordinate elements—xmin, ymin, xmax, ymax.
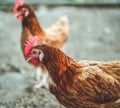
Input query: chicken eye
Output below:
<box><xmin>38</xmin><ymin>51</ymin><xmax>41</xmax><ymax>55</ymax></box>
<box><xmin>32</xmin><ymin>51</ymin><xmax>36</xmax><ymax>54</ymax></box>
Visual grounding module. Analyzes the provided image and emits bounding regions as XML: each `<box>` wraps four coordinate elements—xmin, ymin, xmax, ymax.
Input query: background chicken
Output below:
<box><xmin>26</xmin><ymin>43</ymin><xmax>120</xmax><ymax>108</ymax></box>
<box><xmin>13</xmin><ymin>0</ymin><xmax>69</xmax><ymax>88</ymax></box>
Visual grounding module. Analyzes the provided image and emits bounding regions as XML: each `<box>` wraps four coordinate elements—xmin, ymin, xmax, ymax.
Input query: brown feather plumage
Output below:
<box><xmin>14</xmin><ymin>3</ymin><xmax>68</xmax><ymax>75</ymax></box>
<box><xmin>20</xmin><ymin>4</ymin><xmax>68</xmax><ymax>54</ymax></box>
<box><xmin>30</xmin><ymin>44</ymin><xmax>120</xmax><ymax>108</ymax></box>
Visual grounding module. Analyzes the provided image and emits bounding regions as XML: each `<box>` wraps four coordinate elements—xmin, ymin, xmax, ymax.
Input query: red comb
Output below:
<box><xmin>13</xmin><ymin>0</ymin><xmax>24</xmax><ymax>13</ymax></box>
<box><xmin>24</xmin><ymin>36</ymin><xmax>39</xmax><ymax>56</ymax></box>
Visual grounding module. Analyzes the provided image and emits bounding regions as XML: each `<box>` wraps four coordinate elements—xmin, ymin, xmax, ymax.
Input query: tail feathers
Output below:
<box><xmin>57</xmin><ymin>16</ymin><xmax>69</xmax><ymax>29</ymax></box>
<box><xmin>49</xmin><ymin>16</ymin><xmax>69</xmax><ymax>43</ymax></box>
<box><xmin>58</xmin><ymin>16</ymin><xmax>68</xmax><ymax>26</ymax></box>
<box><xmin>57</xmin><ymin>16</ymin><xmax>69</xmax><ymax>41</ymax></box>
<box><xmin>54</xmin><ymin>16</ymin><xmax>69</xmax><ymax>35</ymax></box>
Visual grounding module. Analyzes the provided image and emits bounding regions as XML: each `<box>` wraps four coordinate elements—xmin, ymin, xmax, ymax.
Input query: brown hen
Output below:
<box><xmin>27</xmin><ymin>44</ymin><xmax>120</xmax><ymax>108</ymax></box>
<box><xmin>13</xmin><ymin>0</ymin><xmax>69</xmax><ymax>88</ymax></box>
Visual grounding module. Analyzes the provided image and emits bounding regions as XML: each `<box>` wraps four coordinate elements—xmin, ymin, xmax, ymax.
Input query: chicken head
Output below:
<box><xmin>14</xmin><ymin>0</ymin><xmax>30</xmax><ymax>20</ymax></box>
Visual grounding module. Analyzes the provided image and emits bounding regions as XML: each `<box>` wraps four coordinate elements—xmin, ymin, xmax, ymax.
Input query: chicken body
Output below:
<box><xmin>50</xmin><ymin>60</ymin><xmax>120</xmax><ymax>108</ymax></box>
<box><xmin>14</xmin><ymin>1</ymin><xmax>68</xmax><ymax>88</ymax></box>
<box><xmin>28</xmin><ymin>44</ymin><xmax>120</xmax><ymax>108</ymax></box>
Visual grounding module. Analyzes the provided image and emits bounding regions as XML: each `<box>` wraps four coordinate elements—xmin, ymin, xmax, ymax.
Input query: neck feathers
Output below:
<box><xmin>42</xmin><ymin>47</ymin><xmax>76</xmax><ymax>85</ymax></box>
<box><xmin>22</xmin><ymin>11</ymin><xmax>44</xmax><ymax>36</ymax></box>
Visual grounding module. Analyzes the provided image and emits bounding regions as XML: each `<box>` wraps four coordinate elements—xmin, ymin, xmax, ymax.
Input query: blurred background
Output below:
<box><xmin>0</xmin><ymin>0</ymin><xmax>120</xmax><ymax>108</ymax></box>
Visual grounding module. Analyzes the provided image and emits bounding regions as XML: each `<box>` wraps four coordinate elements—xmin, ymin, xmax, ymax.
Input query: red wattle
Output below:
<box><xmin>31</xmin><ymin>59</ymin><xmax>40</xmax><ymax>66</ymax></box>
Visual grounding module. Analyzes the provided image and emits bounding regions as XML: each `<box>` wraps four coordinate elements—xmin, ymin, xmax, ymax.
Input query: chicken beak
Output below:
<box><xmin>14</xmin><ymin>13</ymin><xmax>21</xmax><ymax>17</ymax></box>
<box><xmin>26</xmin><ymin>57</ymin><xmax>32</xmax><ymax>62</ymax></box>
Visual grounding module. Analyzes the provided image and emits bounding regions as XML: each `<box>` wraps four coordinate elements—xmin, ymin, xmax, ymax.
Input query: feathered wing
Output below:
<box><xmin>49</xmin><ymin>60</ymin><xmax>120</xmax><ymax>108</ymax></box>
<box><xmin>76</xmin><ymin>60</ymin><xmax>120</xmax><ymax>104</ymax></box>
<box><xmin>77</xmin><ymin>60</ymin><xmax>120</xmax><ymax>81</ymax></box>
<box><xmin>98</xmin><ymin>60</ymin><xmax>120</xmax><ymax>82</ymax></box>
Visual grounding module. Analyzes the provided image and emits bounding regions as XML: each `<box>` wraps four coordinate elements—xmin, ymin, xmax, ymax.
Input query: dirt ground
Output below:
<box><xmin>0</xmin><ymin>6</ymin><xmax>120</xmax><ymax>108</ymax></box>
